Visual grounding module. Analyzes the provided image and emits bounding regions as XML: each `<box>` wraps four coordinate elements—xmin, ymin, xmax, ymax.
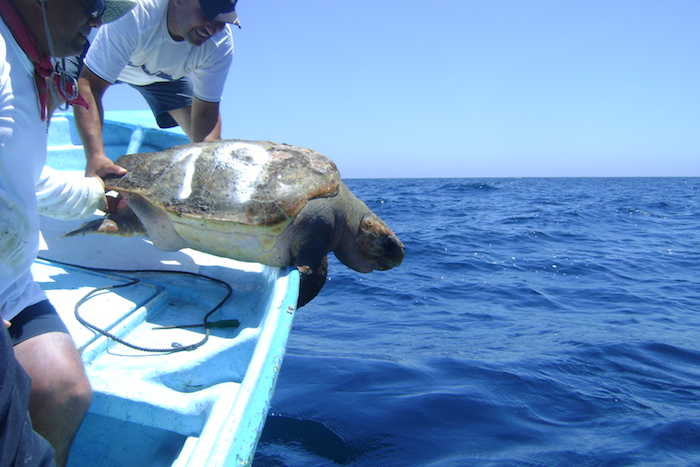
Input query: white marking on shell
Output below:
<box><xmin>221</xmin><ymin>142</ymin><xmax>272</xmax><ymax>203</ymax></box>
<box><xmin>176</xmin><ymin>147</ymin><xmax>202</xmax><ymax>199</ymax></box>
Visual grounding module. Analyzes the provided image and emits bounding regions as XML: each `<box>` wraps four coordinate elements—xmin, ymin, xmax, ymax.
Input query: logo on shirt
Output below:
<box><xmin>127</xmin><ymin>62</ymin><xmax>176</xmax><ymax>81</ymax></box>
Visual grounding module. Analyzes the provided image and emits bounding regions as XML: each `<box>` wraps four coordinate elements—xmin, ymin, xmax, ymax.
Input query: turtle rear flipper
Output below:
<box><xmin>61</xmin><ymin>207</ymin><xmax>147</xmax><ymax>238</ymax></box>
<box><xmin>61</xmin><ymin>218</ymin><xmax>119</xmax><ymax>237</ymax></box>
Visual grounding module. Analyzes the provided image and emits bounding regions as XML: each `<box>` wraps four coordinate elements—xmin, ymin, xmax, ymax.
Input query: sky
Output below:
<box><xmin>102</xmin><ymin>1</ymin><xmax>700</xmax><ymax>179</ymax></box>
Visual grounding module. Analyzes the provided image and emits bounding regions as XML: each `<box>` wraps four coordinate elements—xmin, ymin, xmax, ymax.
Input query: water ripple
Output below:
<box><xmin>256</xmin><ymin>178</ymin><xmax>700</xmax><ymax>466</ymax></box>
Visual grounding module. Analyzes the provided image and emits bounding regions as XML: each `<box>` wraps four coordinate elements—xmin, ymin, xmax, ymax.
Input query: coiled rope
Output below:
<box><xmin>39</xmin><ymin>257</ymin><xmax>233</xmax><ymax>353</ymax></box>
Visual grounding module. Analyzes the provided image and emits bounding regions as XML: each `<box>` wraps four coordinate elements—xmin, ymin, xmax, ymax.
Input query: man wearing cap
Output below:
<box><xmin>0</xmin><ymin>0</ymin><xmax>135</xmax><ymax>463</ymax></box>
<box><xmin>74</xmin><ymin>0</ymin><xmax>238</xmax><ymax>177</ymax></box>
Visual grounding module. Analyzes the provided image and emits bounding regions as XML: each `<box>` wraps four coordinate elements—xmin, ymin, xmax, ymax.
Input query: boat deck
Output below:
<box><xmin>38</xmin><ymin>217</ymin><xmax>298</xmax><ymax>466</ymax></box>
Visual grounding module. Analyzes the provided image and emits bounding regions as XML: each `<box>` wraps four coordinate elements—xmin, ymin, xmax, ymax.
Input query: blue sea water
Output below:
<box><xmin>253</xmin><ymin>178</ymin><xmax>700</xmax><ymax>467</ymax></box>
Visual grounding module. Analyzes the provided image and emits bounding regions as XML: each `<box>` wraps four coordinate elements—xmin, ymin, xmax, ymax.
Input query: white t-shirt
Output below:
<box><xmin>84</xmin><ymin>0</ymin><xmax>233</xmax><ymax>103</ymax></box>
<box><xmin>0</xmin><ymin>19</ymin><xmax>105</xmax><ymax>321</ymax></box>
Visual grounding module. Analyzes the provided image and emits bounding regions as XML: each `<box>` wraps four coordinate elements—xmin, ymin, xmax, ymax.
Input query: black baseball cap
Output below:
<box><xmin>199</xmin><ymin>0</ymin><xmax>240</xmax><ymax>27</ymax></box>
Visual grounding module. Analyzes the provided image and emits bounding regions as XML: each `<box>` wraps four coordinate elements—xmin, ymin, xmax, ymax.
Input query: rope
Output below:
<box><xmin>39</xmin><ymin>0</ymin><xmax>69</xmax><ymax>111</ymax></box>
<box><xmin>38</xmin><ymin>257</ymin><xmax>233</xmax><ymax>354</ymax></box>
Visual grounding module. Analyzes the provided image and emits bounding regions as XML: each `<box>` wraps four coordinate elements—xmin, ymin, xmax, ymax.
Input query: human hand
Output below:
<box><xmin>86</xmin><ymin>155</ymin><xmax>127</xmax><ymax>178</ymax></box>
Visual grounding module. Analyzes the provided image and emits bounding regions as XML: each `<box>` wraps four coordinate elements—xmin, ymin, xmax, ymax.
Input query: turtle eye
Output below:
<box><xmin>360</xmin><ymin>214</ymin><xmax>378</xmax><ymax>235</ymax></box>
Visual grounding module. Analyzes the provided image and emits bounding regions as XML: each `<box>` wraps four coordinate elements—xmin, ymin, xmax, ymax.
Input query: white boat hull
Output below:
<box><xmin>39</xmin><ymin>112</ymin><xmax>299</xmax><ymax>466</ymax></box>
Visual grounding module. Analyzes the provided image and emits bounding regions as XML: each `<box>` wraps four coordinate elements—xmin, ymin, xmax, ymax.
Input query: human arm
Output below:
<box><xmin>73</xmin><ymin>67</ymin><xmax>124</xmax><ymax>178</ymax></box>
<box><xmin>35</xmin><ymin>166</ymin><xmax>107</xmax><ymax>220</ymax></box>
<box><xmin>184</xmin><ymin>27</ymin><xmax>232</xmax><ymax>142</ymax></box>
<box><xmin>192</xmin><ymin>97</ymin><xmax>221</xmax><ymax>142</ymax></box>
<box><xmin>168</xmin><ymin>97</ymin><xmax>222</xmax><ymax>142</ymax></box>
<box><xmin>73</xmin><ymin>13</ymin><xmax>138</xmax><ymax>177</ymax></box>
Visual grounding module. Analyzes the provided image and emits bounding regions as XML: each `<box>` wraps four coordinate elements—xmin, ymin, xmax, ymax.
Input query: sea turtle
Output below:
<box><xmin>66</xmin><ymin>139</ymin><xmax>404</xmax><ymax>306</ymax></box>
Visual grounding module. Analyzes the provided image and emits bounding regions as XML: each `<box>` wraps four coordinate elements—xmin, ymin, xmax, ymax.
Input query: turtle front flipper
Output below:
<box><xmin>62</xmin><ymin>206</ymin><xmax>148</xmax><ymax>238</ymax></box>
<box><xmin>297</xmin><ymin>255</ymin><xmax>328</xmax><ymax>307</ymax></box>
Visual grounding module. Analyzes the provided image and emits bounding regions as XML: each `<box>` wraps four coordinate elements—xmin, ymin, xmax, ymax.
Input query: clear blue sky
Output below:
<box><xmin>102</xmin><ymin>1</ymin><xmax>700</xmax><ymax>178</ymax></box>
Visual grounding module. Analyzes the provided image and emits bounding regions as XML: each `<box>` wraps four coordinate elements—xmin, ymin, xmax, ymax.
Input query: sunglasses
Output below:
<box><xmin>87</xmin><ymin>0</ymin><xmax>106</xmax><ymax>19</ymax></box>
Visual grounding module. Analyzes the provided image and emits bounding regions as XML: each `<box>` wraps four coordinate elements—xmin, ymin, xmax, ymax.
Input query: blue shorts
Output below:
<box><xmin>124</xmin><ymin>79</ymin><xmax>193</xmax><ymax>129</ymax></box>
<box><xmin>9</xmin><ymin>300</ymin><xmax>69</xmax><ymax>346</ymax></box>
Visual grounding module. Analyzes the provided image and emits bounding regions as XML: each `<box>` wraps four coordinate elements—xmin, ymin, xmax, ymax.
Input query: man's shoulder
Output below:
<box><xmin>209</xmin><ymin>25</ymin><xmax>234</xmax><ymax>51</ymax></box>
<box><xmin>108</xmin><ymin>0</ymin><xmax>167</xmax><ymax>29</ymax></box>
<box><xmin>135</xmin><ymin>0</ymin><xmax>169</xmax><ymax>16</ymax></box>
<box><xmin>0</xmin><ymin>18</ymin><xmax>31</xmax><ymax>75</ymax></box>
<box><xmin>0</xmin><ymin>17</ymin><xmax>11</xmax><ymax>51</ymax></box>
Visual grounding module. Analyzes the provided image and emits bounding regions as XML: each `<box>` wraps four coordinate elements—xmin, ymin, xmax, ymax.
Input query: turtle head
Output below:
<box><xmin>336</xmin><ymin>212</ymin><xmax>404</xmax><ymax>273</ymax></box>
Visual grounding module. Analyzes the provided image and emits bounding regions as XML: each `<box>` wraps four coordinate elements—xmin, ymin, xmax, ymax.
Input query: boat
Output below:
<box><xmin>37</xmin><ymin>111</ymin><xmax>299</xmax><ymax>466</ymax></box>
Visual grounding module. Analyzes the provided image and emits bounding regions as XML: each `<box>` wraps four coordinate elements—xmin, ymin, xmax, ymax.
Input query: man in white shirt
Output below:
<box><xmin>0</xmin><ymin>0</ymin><xmax>134</xmax><ymax>463</ymax></box>
<box><xmin>75</xmin><ymin>0</ymin><xmax>238</xmax><ymax>177</ymax></box>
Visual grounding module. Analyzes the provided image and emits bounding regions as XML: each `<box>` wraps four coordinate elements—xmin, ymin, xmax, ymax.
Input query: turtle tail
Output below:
<box><xmin>61</xmin><ymin>208</ymin><xmax>147</xmax><ymax>238</ymax></box>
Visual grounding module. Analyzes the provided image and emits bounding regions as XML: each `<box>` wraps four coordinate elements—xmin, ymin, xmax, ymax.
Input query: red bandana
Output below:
<box><xmin>0</xmin><ymin>0</ymin><xmax>89</xmax><ymax>120</ymax></box>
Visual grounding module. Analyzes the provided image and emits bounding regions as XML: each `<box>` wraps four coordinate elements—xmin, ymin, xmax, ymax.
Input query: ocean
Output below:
<box><xmin>252</xmin><ymin>177</ymin><xmax>700</xmax><ymax>467</ymax></box>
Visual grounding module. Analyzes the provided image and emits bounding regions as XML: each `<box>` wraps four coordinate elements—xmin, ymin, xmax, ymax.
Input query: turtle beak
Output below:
<box><xmin>357</xmin><ymin>229</ymin><xmax>404</xmax><ymax>272</ymax></box>
<box><xmin>354</xmin><ymin>214</ymin><xmax>404</xmax><ymax>272</ymax></box>
<box><xmin>373</xmin><ymin>235</ymin><xmax>404</xmax><ymax>270</ymax></box>
<box><xmin>336</xmin><ymin>213</ymin><xmax>404</xmax><ymax>273</ymax></box>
